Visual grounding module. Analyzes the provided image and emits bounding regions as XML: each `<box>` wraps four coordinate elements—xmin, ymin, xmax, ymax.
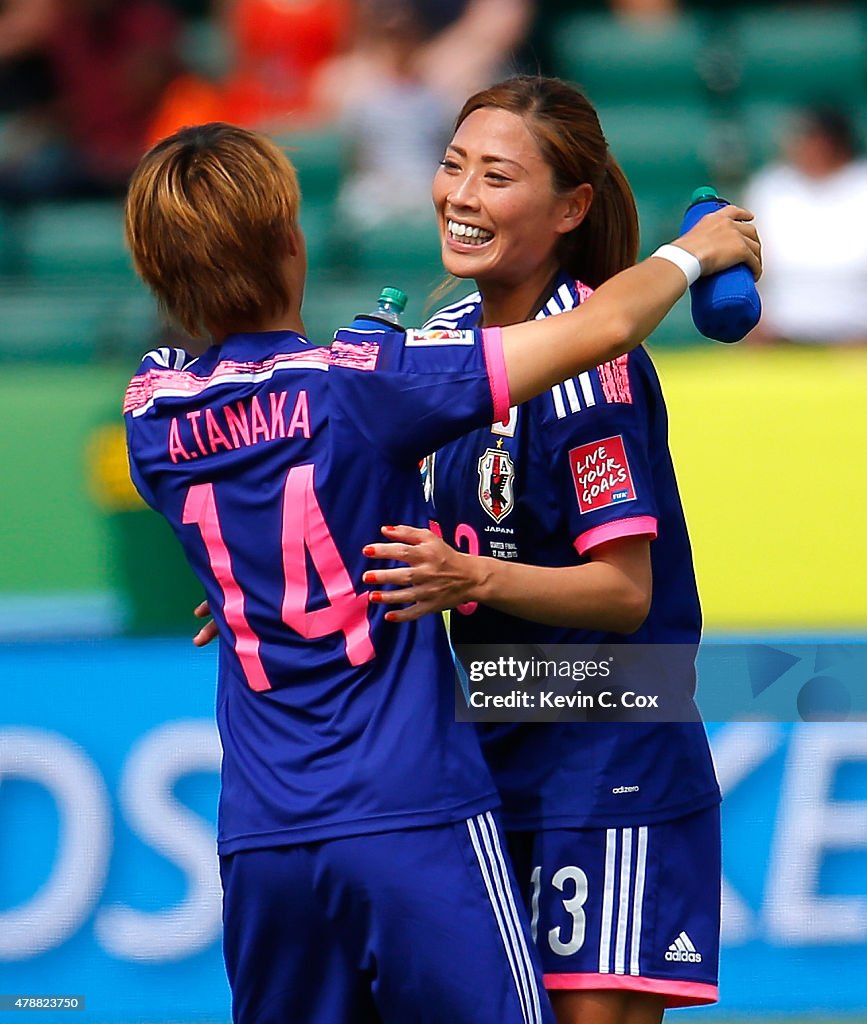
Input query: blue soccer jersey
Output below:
<box><xmin>124</xmin><ymin>325</ymin><xmax>513</xmax><ymax>853</ymax></box>
<box><xmin>424</xmin><ymin>273</ymin><xmax>720</xmax><ymax>829</ymax></box>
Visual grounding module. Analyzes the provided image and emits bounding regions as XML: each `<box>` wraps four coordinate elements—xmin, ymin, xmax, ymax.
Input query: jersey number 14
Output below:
<box><xmin>182</xmin><ymin>464</ymin><xmax>375</xmax><ymax>691</ymax></box>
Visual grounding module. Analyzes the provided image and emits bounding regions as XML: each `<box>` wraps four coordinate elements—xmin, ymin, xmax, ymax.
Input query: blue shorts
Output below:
<box><xmin>508</xmin><ymin>805</ymin><xmax>720</xmax><ymax>1007</ymax></box>
<box><xmin>220</xmin><ymin>811</ymin><xmax>554</xmax><ymax>1024</ymax></box>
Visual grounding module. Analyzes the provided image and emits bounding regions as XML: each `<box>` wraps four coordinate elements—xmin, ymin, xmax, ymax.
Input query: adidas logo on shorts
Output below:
<box><xmin>665</xmin><ymin>931</ymin><xmax>703</xmax><ymax>963</ymax></box>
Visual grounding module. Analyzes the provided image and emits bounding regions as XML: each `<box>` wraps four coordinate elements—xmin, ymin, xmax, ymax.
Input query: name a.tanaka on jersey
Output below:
<box><xmin>167</xmin><ymin>389</ymin><xmax>311</xmax><ymax>463</ymax></box>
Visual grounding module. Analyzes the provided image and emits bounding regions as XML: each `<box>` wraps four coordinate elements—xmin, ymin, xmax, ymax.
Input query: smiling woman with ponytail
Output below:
<box><xmin>363</xmin><ymin>74</ymin><xmax>736</xmax><ymax>1024</ymax></box>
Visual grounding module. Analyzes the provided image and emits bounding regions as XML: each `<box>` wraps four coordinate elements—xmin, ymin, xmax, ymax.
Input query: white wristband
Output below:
<box><xmin>650</xmin><ymin>244</ymin><xmax>702</xmax><ymax>287</ymax></box>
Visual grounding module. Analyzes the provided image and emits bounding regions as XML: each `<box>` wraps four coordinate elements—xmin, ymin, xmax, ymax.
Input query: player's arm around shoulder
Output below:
<box><xmin>500</xmin><ymin>206</ymin><xmax>761</xmax><ymax>406</ymax></box>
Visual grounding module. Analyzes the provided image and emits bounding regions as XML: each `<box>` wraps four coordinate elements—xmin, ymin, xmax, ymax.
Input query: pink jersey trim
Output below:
<box><xmin>575</xmin><ymin>280</ymin><xmax>594</xmax><ymax>303</ymax></box>
<box><xmin>598</xmin><ymin>353</ymin><xmax>633</xmax><ymax>404</ymax></box>
<box><xmin>481</xmin><ymin>327</ymin><xmax>511</xmax><ymax>423</ymax></box>
<box><xmin>123</xmin><ymin>349</ymin><xmax>333</xmax><ymax>415</ymax></box>
<box><xmin>543</xmin><ymin>973</ymin><xmax>718</xmax><ymax>1008</ymax></box>
<box><xmin>329</xmin><ymin>339</ymin><xmax>380</xmax><ymax>370</ymax></box>
<box><xmin>574</xmin><ymin>515</ymin><xmax>658</xmax><ymax>556</ymax></box>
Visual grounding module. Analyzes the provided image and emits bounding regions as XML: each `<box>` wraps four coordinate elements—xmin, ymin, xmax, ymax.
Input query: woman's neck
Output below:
<box><xmin>478</xmin><ymin>264</ymin><xmax>562</xmax><ymax>327</ymax></box>
<box><xmin>209</xmin><ymin>308</ymin><xmax>306</xmax><ymax>346</ymax></box>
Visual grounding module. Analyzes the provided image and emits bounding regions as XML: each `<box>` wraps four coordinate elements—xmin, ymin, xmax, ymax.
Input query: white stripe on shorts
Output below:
<box><xmin>598</xmin><ymin>828</ymin><xmax>617</xmax><ymax>973</ymax></box>
<box><xmin>630</xmin><ymin>827</ymin><xmax>648</xmax><ymax>975</ymax></box>
<box><xmin>599</xmin><ymin>827</ymin><xmax>650</xmax><ymax>976</ymax></box>
<box><xmin>480</xmin><ymin>813</ymin><xmax>544</xmax><ymax>1024</ymax></box>
<box><xmin>466</xmin><ymin>814</ymin><xmax>543</xmax><ymax>1024</ymax></box>
<box><xmin>614</xmin><ymin>828</ymin><xmax>633</xmax><ymax>974</ymax></box>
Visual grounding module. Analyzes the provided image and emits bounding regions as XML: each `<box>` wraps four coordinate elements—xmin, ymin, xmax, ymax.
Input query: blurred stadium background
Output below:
<box><xmin>1</xmin><ymin>0</ymin><xmax>865</xmax><ymax>1021</ymax></box>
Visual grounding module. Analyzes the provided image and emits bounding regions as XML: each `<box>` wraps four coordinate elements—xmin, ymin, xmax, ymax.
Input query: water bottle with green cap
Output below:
<box><xmin>352</xmin><ymin>286</ymin><xmax>408</xmax><ymax>331</ymax></box>
<box><xmin>678</xmin><ymin>186</ymin><xmax>762</xmax><ymax>343</ymax></box>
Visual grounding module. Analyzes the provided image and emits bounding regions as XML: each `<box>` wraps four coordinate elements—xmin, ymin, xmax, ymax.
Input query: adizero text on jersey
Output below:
<box><xmin>424</xmin><ymin>273</ymin><xmax>720</xmax><ymax>828</ymax></box>
<box><xmin>124</xmin><ymin>325</ymin><xmax>509</xmax><ymax>853</ymax></box>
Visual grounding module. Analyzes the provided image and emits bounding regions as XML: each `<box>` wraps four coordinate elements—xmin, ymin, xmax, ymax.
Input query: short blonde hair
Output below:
<box><xmin>125</xmin><ymin>122</ymin><xmax>301</xmax><ymax>339</ymax></box>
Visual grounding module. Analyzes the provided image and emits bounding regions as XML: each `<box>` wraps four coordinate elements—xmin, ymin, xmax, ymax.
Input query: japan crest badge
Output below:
<box><xmin>478</xmin><ymin>448</ymin><xmax>515</xmax><ymax>522</ymax></box>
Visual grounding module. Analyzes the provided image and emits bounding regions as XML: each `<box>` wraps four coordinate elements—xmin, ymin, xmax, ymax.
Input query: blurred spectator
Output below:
<box><xmin>409</xmin><ymin>0</ymin><xmax>533</xmax><ymax>110</ymax></box>
<box><xmin>223</xmin><ymin>0</ymin><xmax>352</xmax><ymax>126</ymax></box>
<box><xmin>0</xmin><ymin>0</ymin><xmax>181</xmax><ymax>203</ymax></box>
<box><xmin>313</xmin><ymin>0</ymin><xmax>452</xmax><ymax>231</ymax></box>
<box><xmin>314</xmin><ymin>0</ymin><xmax>533</xmax><ymax>231</ymax></box>
<box><xmin>149</xmin><ymin>0</ymin><xmax>532</xmax><ymax>234</ymax></box>
<box><xmin>743</xmin><ymin>104</ymin><xmax>867</xmax><ymax>346</ymax></box>
<box><xmin>0</xmin><ymin>0</ymin><xmax>58</xmax><ymax>113</ymax></box>
<box><xmin>609</xmin><ymin>0</ymin><xmax>680</xmax><ymax>20</ymax></box>
<box><xmin>148</xmin><ymin>0</ymin><xmax>353</xmax><ymax>140</ymax></box>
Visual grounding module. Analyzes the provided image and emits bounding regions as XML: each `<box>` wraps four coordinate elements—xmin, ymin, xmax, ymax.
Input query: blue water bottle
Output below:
<box><xmin>352</xmin><ymin>286</ymin><xmax>408</xmax><ymax>331</ymax></box>
<box><xmin>679</xmin><ymin>186</ymin><xmax>761</xmax><ymax>343</ymax></box>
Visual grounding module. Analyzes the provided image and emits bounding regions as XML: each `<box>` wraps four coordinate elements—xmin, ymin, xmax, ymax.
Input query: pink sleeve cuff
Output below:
<box><xmin>574</xmin><ymin>515</ymin><xmax>658</xmax><ymax>556</ymax></box>
<box><xmin>481</xmin><ymin>327</ymin><xmax>511</xmax><ymax>423</ymax></box>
